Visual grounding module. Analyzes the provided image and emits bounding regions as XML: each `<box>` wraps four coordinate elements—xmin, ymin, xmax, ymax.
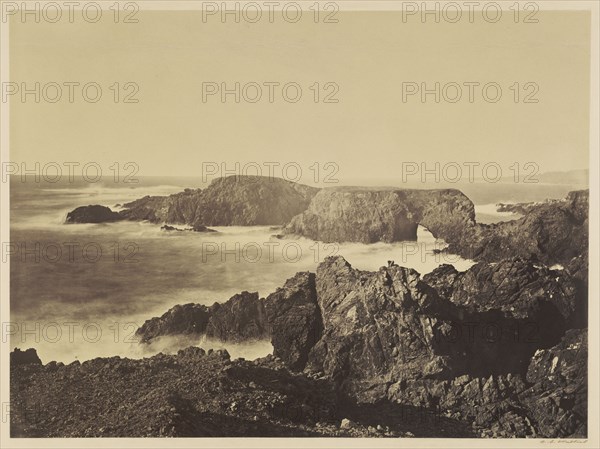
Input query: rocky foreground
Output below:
<box><xmin>12</xmin><ymin>250</ymin><xmax>588</xmax><ymax>437</ymax></box>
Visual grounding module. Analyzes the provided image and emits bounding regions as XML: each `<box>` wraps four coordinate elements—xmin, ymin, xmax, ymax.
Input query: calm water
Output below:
<box><xmin>9</xmin><ymin>177</ymin><xmax>579</xmax><ymax>363</ymax></box>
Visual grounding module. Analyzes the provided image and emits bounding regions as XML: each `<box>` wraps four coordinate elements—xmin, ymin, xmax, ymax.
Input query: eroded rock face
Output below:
<box><xmin>264</xmin><ymin>272</ymin><xmax>323</xmax><ymax>370</ymax></box>
<box><xmin>284</xmin><ymin>187</ymin><xmax>476</xmax><ymax>244</ymax></box>
<box><xmin>65</xmin><ymin>205</ymin><xmax>122</xmax><ymax>223</ymax></box>
<box><xmin>447</xmin><ymin>190</ymin><xmax>589</xmax><ymax>266</ymax></box>
<box><xmin>305</xmin><ymin>256</ymin><xmax>449</xmax><ymax>400</ymax></box>
<box><xmin>119</xmin><ymin>176</ymin><xmax>320</xmax><ymax>226</ymax></box>
<box><xmin>520</xmin><ymin>328</ymin><xmax>587</xmax><ymax>438</ymax></box>
<box><xmin>206</xmin><ymin>292</ymin><xmax>270</xmax><ymax>343</ymax></box>
<box><xmin>136</xmin><ymin>292</ymin><xmax>269</xmax><ymax>344</ymax></box>
<box><xmin>388</xmin><ymin>329</ymin><xmax>587</xmax><ymax>438</ymax></box>
<box><xmin>424</xmin><ymin>257</ymin><xmax>583</xmax><ymax>328</ymax></box>
<box><xmin>135</xmin><ymin>304</ymin><xmax>212</xmax><ymax>344</ymax></box>
<box><xmin>304</xmin><ymin>256</ymin><xmax>582</xmax><ymax>403</ymax></box>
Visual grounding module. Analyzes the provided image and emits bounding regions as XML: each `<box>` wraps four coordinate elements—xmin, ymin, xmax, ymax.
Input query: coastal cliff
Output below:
<box><xmin>283</xmin><ymin>187</ymin><xmax>476</xmax><ymax>244</ymax></box>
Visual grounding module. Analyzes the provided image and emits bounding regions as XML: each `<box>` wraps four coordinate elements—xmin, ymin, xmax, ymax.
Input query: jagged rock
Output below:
<box><xmin>386</xmin><ymin>330</ymin><xmax>587</xmax><ymax>438</ymax></box>
<box><xmin>284</xmin><ymin>187</ymin><xmax>475</xmax><ymax>244</ymax></box>
<box><xmin>136</xmin><ymin>293</ymin><xmax>270</xmax><ymax>344</ymax></box>
<box><xmin>340</xmin><ymin>418</ymin><xmax>355</xmax><ymax>429</ymax></box>
<box><xmin>424</xmin><ymin>257</ymin><xmax>583</xmax><ymax>328</ymax></box>
<box><xmin>161</xmin><ymin>225</ymin><xmax>184</xmax><ymax>231</ymax></box>
<box><xmin>447</xmin><ymin>190</ymin><xmax>588</xmax><ymax>266</ymax></box>
<box><xmin>206</xmin><ymin>292</ymin><xmax>269</xmax><ymax>342</ymax></box>
<box><xmin>136</xmin><ymin>304</ymin><xmax>212</xmax><ymax>343</ymax></box>
<box><xmin>264</xmin><ymin>272</ymin><xmax>323</xmax><ymax>370</ymax></box>
<box><xmin>305</xmin><ymin>256</ymin><xmax>456</xmax><ymax>401</ymax></box>
<box><xmin>65</xmin><ymin>205</ymin><xmax>122</xmax><ymax>224</ymax></box>
<box><xmin>305</xmin><ymin>255</ymin><xmax>583</xmax><ymax>401</ymax></box>
<box><xmin>11</xmin><ymin>348</ymin><xmax>42</xmax><ymax>366</ymax></box>
<box><xmin>416</xmin><ymin>257</ymin><xmax>582</xmax><ymax>375</ymax></box>
<box><xmin>519</xmin><ymin>329</ymin><xmax>587</xmax><ymax>437</ymax></box>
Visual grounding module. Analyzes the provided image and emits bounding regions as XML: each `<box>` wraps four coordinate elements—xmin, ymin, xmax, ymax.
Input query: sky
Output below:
<box><xmin>8</xmin><ymin>8</ymin><xmax>592</xmax><ymax>181</ymax></box>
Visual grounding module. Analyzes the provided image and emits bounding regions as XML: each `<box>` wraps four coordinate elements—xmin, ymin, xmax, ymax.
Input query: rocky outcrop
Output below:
<box><xmin>302</xmin><ymin>256</ymin><xmax>579</xmax><ymax>402</ymax></box>
<box><xmin>304</xmin><ymin>256</ymin><xmax>446</xmax><ymax>400</ymax></box>
<box><xmin>520</xmin><ymin>328</ymin><xmax>587</xmax><ymax>437</ymax></box>
<box><xmin>447</xmin><ymin>190</ymin><xmax>589</xmax><ymax>266</ymax></box>
<box><xmin>136</xmin><ymin>254</ymin><xmax>584</xmax><ymax>406</ymax></box>
<box><xmin>423</xmin><ymin>257</ymin><xmax>583</xmax><ymax>328</ymax></box>
<box><xmin>283</xmin><ymin>187</ymin><xmax>475</xmax><ymax>244</ymax></box>
<box><xmin>387</xmin><ymin>329</ymin><xmax>587</xmax><ymax>438</ymax></box>
<box><xmin>135</xmin><ymin>304</ymin><xmax>213</xmax><ymax>344</ymax></box>
<box><xmin>283</xmin><ymin>188</ymin><xmax>588</xmax><ymax>268</ymax></box>
<box><xmin>264</xmin><ymin>272</ymin><xmax>323</xmax><ymax>370</ymax></box>
<box><xmin>65</xmin><ymin>205</ymin><xmax>122</xmax><ymax>223</ymax></box>
<box><xmin>11</xmin><ymin>348</ymin><xmax>42</xmax><ymax>366</ymax></box>
<box><xmin>136</xmin><ymin>292</ymin><xmax>269</xmax><ymax>344</ymax></box>
<box><xmin>120</xmin><ymin>176</ymin><xmax>319</xmax><ymax>226</ymax></box>
<box><xmin>205</xmin><ymin>292</ymin><xmax>270</xmax><ymax>343</ymax></box>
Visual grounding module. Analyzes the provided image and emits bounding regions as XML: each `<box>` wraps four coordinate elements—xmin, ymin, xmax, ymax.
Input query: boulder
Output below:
<box><xmin>65</xmin><ymin>205</ymin><xmax>122</xmax><ymax>224</ymax></box>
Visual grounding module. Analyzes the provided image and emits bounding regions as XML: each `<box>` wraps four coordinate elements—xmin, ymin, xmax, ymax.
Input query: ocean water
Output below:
<box><xmin>8</xmin><ymin>177</ymin><xmax>577</xmax><ymax>363</ymax></box>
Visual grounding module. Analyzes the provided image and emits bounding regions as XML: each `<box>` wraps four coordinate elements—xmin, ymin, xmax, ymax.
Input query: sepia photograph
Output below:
<box><xmin>0</xmin><ymin>1</ymin><xmax>598</xmax><ymax>447</ymax></box>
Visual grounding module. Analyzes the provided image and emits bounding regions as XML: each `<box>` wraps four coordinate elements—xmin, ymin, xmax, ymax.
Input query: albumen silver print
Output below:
<box><xmin>0</xmin><ymin>1</ymin><xmax>598</xmax><ymax>447</ymax></box>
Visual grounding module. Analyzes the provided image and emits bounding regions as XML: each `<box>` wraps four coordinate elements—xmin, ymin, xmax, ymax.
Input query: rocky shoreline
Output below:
<box><xmin>16</xmin><ymin>180</ymin><xmax>588</xmax><ymax>438</ymax></box>
<box><xmin>12</xmin><ymin>250</ymin><xmax>588</xmax><ymax>437</ymax></box>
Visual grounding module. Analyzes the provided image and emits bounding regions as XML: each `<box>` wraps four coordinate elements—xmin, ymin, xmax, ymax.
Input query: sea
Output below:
<box><xmin>7</xmin><ymin>176</ymin><xmax>585</xmax><ymax>363</ymax></box>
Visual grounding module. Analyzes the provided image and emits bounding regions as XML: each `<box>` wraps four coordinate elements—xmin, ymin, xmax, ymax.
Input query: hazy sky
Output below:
<box><xmin>8</xmin><ymin>9</ymin><xmax>591</xmax><ymax>180</ymax></box>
